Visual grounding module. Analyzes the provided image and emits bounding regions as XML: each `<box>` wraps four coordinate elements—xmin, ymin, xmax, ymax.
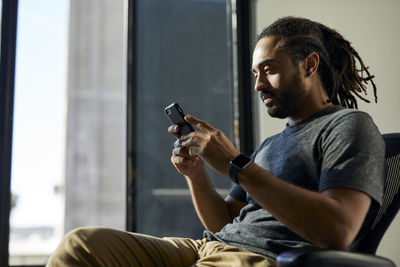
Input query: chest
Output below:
<box><xmin>253</xmin><ymin>132</ymin><xmax>323</xmax><ymax>191</ymax></box>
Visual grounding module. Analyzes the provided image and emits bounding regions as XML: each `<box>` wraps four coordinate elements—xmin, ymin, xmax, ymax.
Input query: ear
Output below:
<box><xmin>303</xmin><ymin>52</ymin><xmax>319</xmax><ymax>77</ymax></box>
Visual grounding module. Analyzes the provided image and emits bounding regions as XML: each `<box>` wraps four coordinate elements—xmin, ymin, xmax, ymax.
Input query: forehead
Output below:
<box><xmin>252</xmin><ymin>36</ymin><xmax>284</xmax><ymax>69</ymax></box>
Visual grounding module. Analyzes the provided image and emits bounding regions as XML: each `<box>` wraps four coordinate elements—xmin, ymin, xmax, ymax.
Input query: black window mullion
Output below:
<box><xmin>235</xmin><ymin>0</ymin><xmax>254</xmax><ymax>155</ymax></box>
<box><xmin>0</xmin><ymin>0</ymin><xmax>19</xmax><ymax>266</ymax></box>
<box><xmin>126</xmin><ymin>0</ymin><xmax>137</xmax><ymax>232</ymax></box>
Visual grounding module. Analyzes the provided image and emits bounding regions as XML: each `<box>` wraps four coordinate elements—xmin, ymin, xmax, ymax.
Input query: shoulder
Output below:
<box><xmin>319</xmin><ymin>108</ymin><xmax>385</xmax><ymax>171</ymax></box>
<box><xmin>319</xmin><ymin>107</ymin><xmax>381</xmax><ymax>141</ymax></box>
<box><xmin>325</xmin><ymin>107</ymin><xmax>374</xmax><ymax>126</ymax></box>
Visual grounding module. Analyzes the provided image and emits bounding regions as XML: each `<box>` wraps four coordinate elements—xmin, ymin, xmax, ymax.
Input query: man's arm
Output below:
<box><xmin>169</xmin><ymin>125</ymin><xmax>246</xmax><ymax>233</ymax></box>
<box><xmin>238</xmin><ymin>163</ymin><xmax>371</xmax><ymax>249</ymax></box>
<box><xmin>183</xmin><ymin>169</ymin><xmax>246</xmax><ymax>233</ymax></box>
<box><xmin>180</xmin><ymin>114</ymin><xmax>373</xmax><ymax>249</ymax></box>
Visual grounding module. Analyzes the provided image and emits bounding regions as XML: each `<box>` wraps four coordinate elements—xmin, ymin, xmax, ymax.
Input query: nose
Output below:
<box><xmin>254</xmin><ymin>72</ymin><xmax>270</xmax><ymax>92</ymax></box>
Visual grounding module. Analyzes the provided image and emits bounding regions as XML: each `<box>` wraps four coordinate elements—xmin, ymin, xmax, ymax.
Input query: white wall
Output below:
<box><xmin>253</xmin><ymin>0</ymin><xmax>400</xmax><ymax>264</ymax></box>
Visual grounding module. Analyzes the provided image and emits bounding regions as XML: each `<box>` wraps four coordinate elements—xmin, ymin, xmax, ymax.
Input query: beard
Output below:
<box><xmin>264</xmin><ymin>73</ymin><xmax>306</xmax><ymax>119</ymax></box>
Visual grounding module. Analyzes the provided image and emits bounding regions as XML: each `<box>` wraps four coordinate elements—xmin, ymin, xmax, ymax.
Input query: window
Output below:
<box><xmin>9</xmin><ymin>0</ymin><xmax>127</xmax><ymax>265</ymax></box>
<box><xmin>6</xmin><ymin>0</ymin><xmax>243</xmax><ymax>265</ymax></box>
<box><xmin>129</xmin><ymin>0</ymin><xmax>236</xmax><ymax>237</ymax></box>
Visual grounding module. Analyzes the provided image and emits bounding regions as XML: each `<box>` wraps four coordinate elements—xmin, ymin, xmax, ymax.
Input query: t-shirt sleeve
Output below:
<box><xmin>228</xmin><ymin>183</ymin><xmax>247</xmax><ymax>203</ymax></box>
<box><xmin>319</xmin><ymin>111</ymin><xmax>385</xmax><ymax>205</ymax></box>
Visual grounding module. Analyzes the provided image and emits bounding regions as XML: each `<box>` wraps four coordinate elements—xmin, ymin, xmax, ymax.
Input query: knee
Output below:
<box><xmin>47</xmin><ymin>227</ymin><xmax>107</xmax><ymax>266</ymax></box>
<box><xmin>62</xmin><ymin>227</ymin><xmax>109</xmax><ymax>251</ymax></box>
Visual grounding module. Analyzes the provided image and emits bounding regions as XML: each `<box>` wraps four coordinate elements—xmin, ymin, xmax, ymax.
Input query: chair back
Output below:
<box><xmin>349</xmin><ymin>133</ymin><xmax>400</xmax><ymax>254</ymax></box>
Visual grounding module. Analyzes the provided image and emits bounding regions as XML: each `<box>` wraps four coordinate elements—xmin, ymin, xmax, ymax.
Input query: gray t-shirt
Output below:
<box><xmin>204</xmin><ymin>106</ymin><xmax>385</xmax><ymax>259</ymax></box>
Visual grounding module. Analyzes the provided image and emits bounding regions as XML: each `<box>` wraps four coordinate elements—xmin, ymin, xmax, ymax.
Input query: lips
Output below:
<box><xmin>260</xmin><ymin>92</ymin><xmax>274</xmax><ymax>106</ymax></box>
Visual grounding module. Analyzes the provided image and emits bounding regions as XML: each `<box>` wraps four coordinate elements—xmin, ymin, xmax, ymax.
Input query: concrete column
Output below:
<box><xmin>64</xmin><ymin>0</ymin><xmax>126</xmax><ymax>232</ymax></box>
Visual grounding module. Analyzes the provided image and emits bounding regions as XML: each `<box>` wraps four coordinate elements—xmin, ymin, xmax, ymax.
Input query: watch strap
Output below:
<box><xmin>228</xmin><ymin>154</ymin><xmax>252</xmax><ymax>184</ymax></box>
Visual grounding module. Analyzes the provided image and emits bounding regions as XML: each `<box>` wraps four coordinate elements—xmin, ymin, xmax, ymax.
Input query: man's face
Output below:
<box><xmin>252</xmin><ymin>36</ymin><xmax>307</xmax><ymax>119</ymax></box>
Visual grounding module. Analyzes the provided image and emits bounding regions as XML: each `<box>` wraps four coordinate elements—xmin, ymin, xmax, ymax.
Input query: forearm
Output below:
<box><xmin>185</xmin><ymin>170</ymin><xmax>232</xmax><ymax>233</ymax></box>
<box><xmin>238</xmin><ymin>163</ymin><xmax>368</xmax><ymax>249</ymax></box>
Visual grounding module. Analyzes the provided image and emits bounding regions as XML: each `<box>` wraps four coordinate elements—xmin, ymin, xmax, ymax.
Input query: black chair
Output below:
<box><xmin>277</xmin><ymin>133</ymin><xmax>400</xmax><ymax>267</ymax></box>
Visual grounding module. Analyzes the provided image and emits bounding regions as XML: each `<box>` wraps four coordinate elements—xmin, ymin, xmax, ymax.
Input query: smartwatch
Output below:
<box><xmin>228</xmin><ymin>154</ymin><xmax>252</xmax><ymax>184</ymax></box>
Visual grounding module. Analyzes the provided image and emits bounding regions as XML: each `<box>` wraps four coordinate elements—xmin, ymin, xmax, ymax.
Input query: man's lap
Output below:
<box><xmin>46</xmin><ymin>227</ymin><xmax>276</xmax><ymax>267</ymax></box>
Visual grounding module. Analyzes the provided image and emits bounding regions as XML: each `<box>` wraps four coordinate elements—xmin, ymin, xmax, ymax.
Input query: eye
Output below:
<box><xmin>263</xmin><ymin>66</ymin><xmax>272</xmax><ymax>73</ymax></box>
<box><xmin>264</xmin><ymin>65</ymin><xmax>277</xmax><ymax>75</ymax></box>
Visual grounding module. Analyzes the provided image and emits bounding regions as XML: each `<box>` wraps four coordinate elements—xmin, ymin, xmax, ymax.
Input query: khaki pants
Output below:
<box><xmin>46</xmin><ymin>227</ymin><xmax>277</xmax><ymax>267</ymax></box>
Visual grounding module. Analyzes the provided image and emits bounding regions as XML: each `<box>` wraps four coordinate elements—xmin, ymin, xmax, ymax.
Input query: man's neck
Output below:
<box><xmin>288</xmin><ymin>102</ymin><xmax>333</xmax><ymax>126</ymax></box>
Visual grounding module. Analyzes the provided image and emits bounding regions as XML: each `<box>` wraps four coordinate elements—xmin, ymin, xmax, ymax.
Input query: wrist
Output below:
<box><xmin>228</xmin><ymin>153</ymin><xmax>253</xmax><ymax>184</ymax></box>
<box><xmin>237</xmin><ymin>161</ymin><xmax>257</xmax><ymax>184</ymax></box>
<box><xmin>185</xmin><ymin>167</ymin><xmax>207</xmax><ymax>182</ymax></box>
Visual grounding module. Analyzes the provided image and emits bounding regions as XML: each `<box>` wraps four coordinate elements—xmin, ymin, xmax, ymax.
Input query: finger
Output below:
<box><xmin>171</xmin><ymin>155</ymin><xmax>187</xmax><ymax>165</ymax></box>
<box><xmin>171</xmin><ymin>154</ymin><xmax>197</xmax><ymax>166</ymax></box>
<box><xmin>188</xmin><ymin>146</ymin><xmax>201</xmax><ymax>157</ymax></box>
<box><xmin>172</xmin><ymin>147</ymin><xmax>191</xmax><ymax>157</ymax></box>
<box><xmin>174</xmin><ymin>138</ymin><xmax>182</xmax><ymax>148</ymax></box>
<box><xmin>180</xmin><ymin>134</ymin><xmax>203</xmax><ymax>148</ymax></box>
<box><xmin>168</xmin><ymin>124</ymin><xmax>181</xmax><ymax>138</ymax></box>
<box><xmin>184</xmin><ymin>114</ymin><xmax>214</xmax><ymax>132</ymax></box>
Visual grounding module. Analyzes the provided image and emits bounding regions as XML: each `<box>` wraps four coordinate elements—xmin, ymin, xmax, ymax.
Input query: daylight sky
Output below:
<box><xmin>10</xmin><ymin>0</ymin><xmax>69</xmax><ymax>228</ymax></box>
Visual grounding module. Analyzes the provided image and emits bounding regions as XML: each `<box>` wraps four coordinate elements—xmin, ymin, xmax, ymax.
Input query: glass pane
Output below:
<box><xmin>134</xmin><ymin>0</ymin><xmax>234</xmax><ymax>238</ymax></box>
<box><xmin>9</xmin><ymin>0</ymin><xmax>126</xmax><ymax>265</ymax></box>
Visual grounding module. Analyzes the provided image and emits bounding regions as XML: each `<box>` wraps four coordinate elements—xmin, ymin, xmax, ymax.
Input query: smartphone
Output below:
<box><xmin>165</xmin><ymin>103</ymin><xmax>194</xmax><ymax>136</ymax></box>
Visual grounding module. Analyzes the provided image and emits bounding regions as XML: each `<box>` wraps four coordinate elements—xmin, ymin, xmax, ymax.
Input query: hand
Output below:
<box><xmin>180</xmin><ymin>115</ymin><xmax>240</xmax><ymax>176</ymax></box>
<box><xmin>169</xmin><ymin>124</ymin><xmax>205</xmax><ymax>178</ymax></box>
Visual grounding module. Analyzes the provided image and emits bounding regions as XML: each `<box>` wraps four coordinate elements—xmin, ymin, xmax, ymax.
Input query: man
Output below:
<box><xmin>47</xmin><ymin>17</ymin><xmax>385</xmax><ymax>267</ymax></box>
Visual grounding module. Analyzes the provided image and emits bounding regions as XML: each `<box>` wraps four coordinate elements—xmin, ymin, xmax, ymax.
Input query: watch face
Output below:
<box><xmin>232</xmin><ymin>154</ymin><xmax>251</xmax><ymax>167</ymax></box>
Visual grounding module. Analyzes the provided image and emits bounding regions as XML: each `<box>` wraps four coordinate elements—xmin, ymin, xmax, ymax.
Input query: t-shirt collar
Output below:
<box><xmin>284</xmin><ymin>105</ymin><xmax>344</xmax><ymax>133</ymax></box>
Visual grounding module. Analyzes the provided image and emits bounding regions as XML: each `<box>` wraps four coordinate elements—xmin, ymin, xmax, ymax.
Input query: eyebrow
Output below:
<box><xmin>251</xmin><ymin>58</ymin><xmax>278</xmax><ymax>72</ymax></box>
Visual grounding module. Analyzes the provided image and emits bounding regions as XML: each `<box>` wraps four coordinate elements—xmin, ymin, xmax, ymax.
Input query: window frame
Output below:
<box><xmin>0</xmin><ymin>0</ymin><xmax>19</xmax><ymax>266</ymax></box>
<box><xmin>235</xmin><ymin>0</ymin><xmax>254</xmax><ymax>155</ymax></box>
<box><xmin>0</xmin><ymin>0</ymin><xmax>256</xmax><ymax>264</ymax></box>
<box><xmin>126</xmin><ymin>0</ymin><xmax>137</xmax><ymax>232</ymax></box>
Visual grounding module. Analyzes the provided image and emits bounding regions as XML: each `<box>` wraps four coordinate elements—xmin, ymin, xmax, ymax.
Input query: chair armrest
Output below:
<box><xmin>276</xmin><ymin>247</ymin><xmax>396</xmax><ymax>267</ymax></box>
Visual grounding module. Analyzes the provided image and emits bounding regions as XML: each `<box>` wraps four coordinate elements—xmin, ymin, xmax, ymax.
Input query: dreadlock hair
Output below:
<box><xmin>257</xmin><ymin>17</ymin><xmax>377</xmax><ymax>109</ymax></box>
